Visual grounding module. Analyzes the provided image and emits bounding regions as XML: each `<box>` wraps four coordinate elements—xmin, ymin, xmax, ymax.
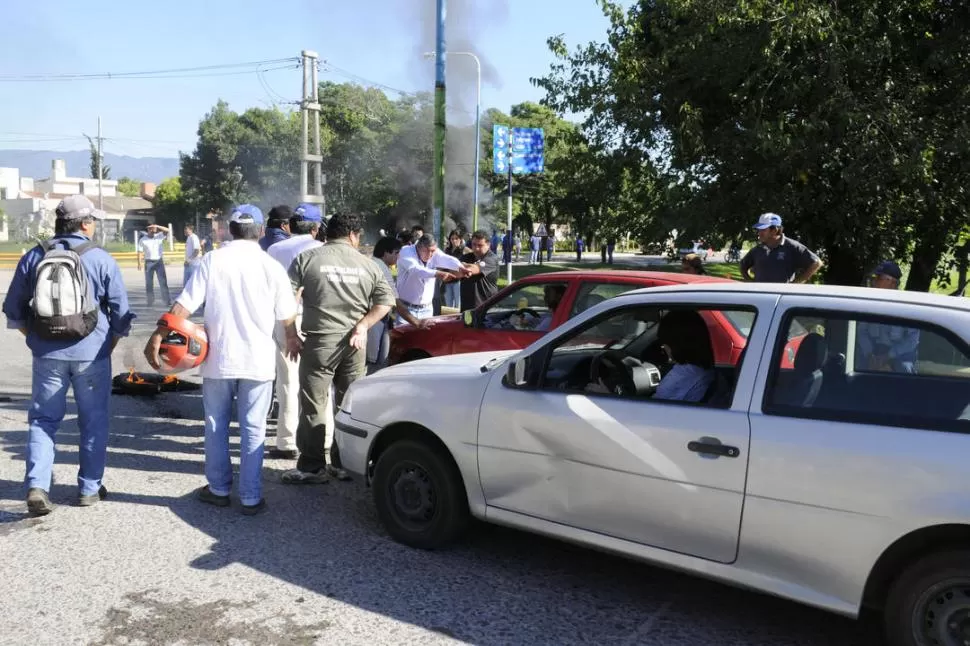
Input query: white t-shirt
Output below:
<box><xmin>176</xmin><ymin>240</ymin><xmax>298</xmax><ymax>381</ymax></box>
<box><xmin>184</xmin><ymin>233</ymin><xmax>201</xmax><ymax>265</ymax></box>
<box><xmin>267</xmin><ymin>234</ymin><xmax>322</xmax><ymax>273</ymax></box>
<box><xmin>140</xmin><ymin>232</ymin><xmax>167</xmax><ymax>261</ymax></box>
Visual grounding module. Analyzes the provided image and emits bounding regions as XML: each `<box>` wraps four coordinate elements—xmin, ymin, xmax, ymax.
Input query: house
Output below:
<box><xmin>0</xmin><ymin>159</ymin><xmax>157</xmax><ymax>243</ymax></box>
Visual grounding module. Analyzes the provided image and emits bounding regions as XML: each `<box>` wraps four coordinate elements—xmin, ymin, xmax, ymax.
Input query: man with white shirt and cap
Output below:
<box><xmin>395</xmin><ymin>233</ymin><xmax>465</xmax><ymax>325</ymax></box>
<box><xmin>265</xmin><ymin>202</ymin><xmax>324</xmax><ymax>459</ymax></box>
<box><xmin>137</xmin><ymin>224</ymin><xmax>172</xmax><ymax>307</ymax></box>
<box><xmin>144</xmin><ymin>203</ymin><xmax>300</xmax><ymax>515</ymax></box>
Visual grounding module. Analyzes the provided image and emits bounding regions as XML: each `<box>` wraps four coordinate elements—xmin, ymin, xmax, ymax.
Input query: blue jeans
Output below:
<box><xmin>183</xmin><ymin>262</ymin><xmax>199</xmax><ymax>289</ymax></box>
<box><xmin>144</xmin><ymin>259</ymin><xmax>171</xmax><ymax>307</ymax></box>
<box><xmin>26</xmin><ymin>357</ymin><xmax>111</xmax><ymax>496</ymax></box>
<box><xmin>396</xmin><ymin>302</ymin><xmax>433</xmax><ymax>327</ymax></box>
<box><xmin>443</xmin><ymin>282</ymin><xmax>461</xmax><ymax>309</ymax></box>
<box><xmin>202</xmin><ymin>378</ymin><xmax>274</xmax><ymax>506</ymax></box>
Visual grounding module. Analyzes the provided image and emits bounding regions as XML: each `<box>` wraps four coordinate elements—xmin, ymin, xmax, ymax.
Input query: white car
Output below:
<box><xmin>336</xmin><ymin>282</ymin><xmax>970</xmax><ymax>646</ymax></box>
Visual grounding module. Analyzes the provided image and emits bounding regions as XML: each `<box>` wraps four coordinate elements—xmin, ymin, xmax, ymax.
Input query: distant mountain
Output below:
<box><xmin>0</xmin><ymin>149</ymin><xmax>179</xmax><ymax>184</ymax></box>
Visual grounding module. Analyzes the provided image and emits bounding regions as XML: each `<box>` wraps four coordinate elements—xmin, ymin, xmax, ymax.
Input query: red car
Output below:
<box><xmin>388</xmin><ymin>270</ymin><xmax>749</xmax><ymax>366</ymax></box>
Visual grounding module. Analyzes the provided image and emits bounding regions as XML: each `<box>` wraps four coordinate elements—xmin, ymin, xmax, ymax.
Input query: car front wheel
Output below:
<box><xmin>372</xmin><ymin>439</ymin><xmax>470</xmax><ymax>549</ymax></box>
<box><xmin>885</xmin><ymin>550</ymin><xmax>970</xmax><ymax>646</ymax></box>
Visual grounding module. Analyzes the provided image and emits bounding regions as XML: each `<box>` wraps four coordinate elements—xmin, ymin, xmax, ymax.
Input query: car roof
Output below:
<box><xmin>619</xmin><ymin>281</ymin><xmax>970</xmax><ymax>312</ymax></box>
<box><xmin>520</xmin><ymin>269</ymin><xmax>732</xmax><ymax>284</ymax></box>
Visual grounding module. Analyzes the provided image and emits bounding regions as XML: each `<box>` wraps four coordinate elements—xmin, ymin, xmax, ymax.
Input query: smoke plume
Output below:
<box><xmin>400</xmin><ymin>0</ymin><xmax>509</xmax><ymax>232</ymax></box>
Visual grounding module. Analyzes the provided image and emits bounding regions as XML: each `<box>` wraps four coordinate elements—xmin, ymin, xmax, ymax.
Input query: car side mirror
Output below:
<box><xmin>505</xmin><ymin>358</ymin><xmax>528</xmax><ymax>388</ymax></box>
<box><xmin>463</xmin><ymin>309</ymin><xmax>475</xmax><ymax>328</ymax></box>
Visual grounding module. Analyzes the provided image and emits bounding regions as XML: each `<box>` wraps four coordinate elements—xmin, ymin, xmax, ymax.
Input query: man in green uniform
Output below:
<box><xmin>282</xmin><ymin>213</ymin><xmax>395</xmax><ymax>484</ymax></box>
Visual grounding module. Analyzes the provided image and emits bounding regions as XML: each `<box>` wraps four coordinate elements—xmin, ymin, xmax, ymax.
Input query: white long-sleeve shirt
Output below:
<box><xmin>395</xmin><ymin>245</ymin><xmax>463</xmax><ymax>306</ymax></box>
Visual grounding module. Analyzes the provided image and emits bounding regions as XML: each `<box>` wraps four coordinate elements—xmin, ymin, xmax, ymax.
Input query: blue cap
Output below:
<box><xmin>872</xmin><ymin>260</ymin><xmax>902</xmax><ymax>280</ymax></box>
<box><xmin>293</xmin><ymin>202</ymin><xmax>323</xmax><ymax>223</ymax></box>
<box><xmin>753</xmin><ymin>212</ymin><xmax>783</xmax><ymax>230</ymax></box>
<box><xmin>229</xmin><ymin>204</ymin><xmax>264</xmax><ymax>225</ymax></box>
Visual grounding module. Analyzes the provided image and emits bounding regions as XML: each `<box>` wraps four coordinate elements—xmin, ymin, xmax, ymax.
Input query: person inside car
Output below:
<box><xmin>654</xmin><ymin>310</ymin><xmax>716</xmax><ymax>402</ymax></box>
<box><xmin>681</xmin><ymin>253</ymin><xmax>705</xmax><ymax>275</ymax></box>
<box><xmin>533</xmin><ymin>284</ymin><xmax>567</xmax><ymax>331</ymax></box>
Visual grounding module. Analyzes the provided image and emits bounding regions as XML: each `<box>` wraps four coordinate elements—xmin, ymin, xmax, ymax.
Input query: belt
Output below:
<box><xmin>400</xmin><ymin>299</ymin><xmax>432</xmax><ymax>309</ymax></box>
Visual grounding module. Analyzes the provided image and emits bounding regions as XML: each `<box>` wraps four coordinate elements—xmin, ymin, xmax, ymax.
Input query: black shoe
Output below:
<box><xmin>196</xmin><ymin>485</ymin><xmax>230</xmax><ymax>508</ymax></box>
<box><xmin>241</xmin><ymin>499</ymin><xmax>267</xmax><ymax>516</ymax></box>
<box><xmin>267</xmin><ymin>448</ymin><xmax>298</xmax><ymax>460</ymax></box>
<box><xmin>26</xmin><ymin>488</ymin><xmax>54</xmax><ymax>516</ymax></box>
<box><xmin>78</xmin><ymin>485</ymin><xmax>107</xmax><ymax>507</ymax></box>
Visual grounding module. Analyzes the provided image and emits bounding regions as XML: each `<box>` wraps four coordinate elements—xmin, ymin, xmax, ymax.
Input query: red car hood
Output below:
<box><xmin>392</xmin><ymin>313</ymin><xmax>463</xmax><ymax>335</ymax></box>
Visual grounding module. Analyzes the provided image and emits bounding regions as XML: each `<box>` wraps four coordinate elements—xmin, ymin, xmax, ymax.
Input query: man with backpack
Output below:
<box><xmin>2</xmin><ymin>195</ymin><xmax>135</xmax><ymax>516</ymax></box>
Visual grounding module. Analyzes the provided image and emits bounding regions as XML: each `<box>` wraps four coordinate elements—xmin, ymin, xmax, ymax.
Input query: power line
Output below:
<box><xmin>0</xmin><ymin>58</ymin><xmax>299</xmax><ymax>82</ymax></box>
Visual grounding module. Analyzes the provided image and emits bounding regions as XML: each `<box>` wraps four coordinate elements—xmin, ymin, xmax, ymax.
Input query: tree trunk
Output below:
<box><xmin>950</xmin><ymin>243</ymin><xmax>969</xmax><ymax>297</ymax></box>
<box><xmin>906</xmin><ymin>231</ymin><xmax>948</xmax><ymax>292</ymax></box>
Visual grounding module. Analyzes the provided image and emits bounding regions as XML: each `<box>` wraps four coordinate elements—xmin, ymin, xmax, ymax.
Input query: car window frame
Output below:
<box><xmin>474</xmin><ymin>278</ymin><xmax>572</xmax><ymax>331</ymax></box>
<box><xmin>762</xmin><ymin>306</ymin><xmax>970</xmax><ymax>434</ymax></box>
<box><xmin>524</xmin><ymin>300</ymin><xmax>760</xmax><ymax>410</ymax></box>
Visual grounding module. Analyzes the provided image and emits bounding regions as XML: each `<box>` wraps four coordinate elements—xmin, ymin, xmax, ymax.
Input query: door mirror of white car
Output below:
<box><xmin>506</xmin><ymin>358</ymin><xmax>528</xmax><ymax>387</ymax></box>
<box><xmin>463</xmin><ymin>309</ymin><xmax>474</xmax><ymax>327</ymax></box>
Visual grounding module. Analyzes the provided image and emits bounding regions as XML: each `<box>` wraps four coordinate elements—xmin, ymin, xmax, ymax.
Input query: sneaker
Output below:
<box><xmin>196</xmin><ymin>485</ymin><xmax>230</xmax><ymax>507</ymax></box>
<box><xmin>240</xmin><ymin>499</ymin><xmax>267</xmax><ymax>516</ymax></box>
<box><xmin>280</xmin><ymin>468</ymin><xmax>330</xmax><ymax>485</ymax></box>
<box><xmin>326</xmin><ymin>464</ymin><xmax>351</xmax><ymax>481</ymax></box>
<box><xmin>78</xmin><ymin>485</ymin><xmax>107</xmax><ymax>507</ymax></box>
<box><xmin>267</xmin><ymin>448</ymin><xmax>298</xmax><ymax>460</ymax></box>
<box><xmin>26</xmin><ymin>488</ymin><xmax>54</xmax><ymax>516</ymax></box>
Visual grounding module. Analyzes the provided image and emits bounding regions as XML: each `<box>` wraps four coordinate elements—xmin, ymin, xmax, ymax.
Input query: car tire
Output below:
<box><xmin>884</xmin><ymin>549</ymin><xmax>970</xmax><ymax>646</ymax></box>
<box><xmin>372</xmin><ymin>439</ymin><xmax>469</xmax><ymax>550</ymax></box>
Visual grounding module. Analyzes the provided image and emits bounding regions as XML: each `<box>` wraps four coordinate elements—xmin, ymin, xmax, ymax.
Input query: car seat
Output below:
<box><xmin>774</xmin><ymin>333</ymin><xmax>828</xmax><ymax>408</ymax></box>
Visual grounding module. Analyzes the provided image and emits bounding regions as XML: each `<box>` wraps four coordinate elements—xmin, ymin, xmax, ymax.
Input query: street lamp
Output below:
<box><xmin>424</xmin><ymin>50</ymin><xmax>482</xmax><ymax>233</ymax></box>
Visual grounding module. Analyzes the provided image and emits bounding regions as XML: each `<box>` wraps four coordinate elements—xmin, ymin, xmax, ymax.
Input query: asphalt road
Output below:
<box><xmin>0</xmin><ymin>266</ymin><xmax>877</xmax><ymax>646</ymax></box>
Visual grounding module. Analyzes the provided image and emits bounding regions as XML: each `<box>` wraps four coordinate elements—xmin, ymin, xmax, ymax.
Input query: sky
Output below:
<box><xmin>0</xmin><ymin>0</ymin><xmax>622</xmax><ymax>161</ymax></box>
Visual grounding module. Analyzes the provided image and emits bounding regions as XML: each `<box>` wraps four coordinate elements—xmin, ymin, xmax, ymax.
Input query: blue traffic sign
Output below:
<box><xmin>493</xmin><ymin>124</ymin><xmax>544</xmax><ymax>175</ymax></box>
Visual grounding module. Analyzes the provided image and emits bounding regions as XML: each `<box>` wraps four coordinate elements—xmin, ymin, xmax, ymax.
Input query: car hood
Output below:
<box><xmin>345</xmin><ymin>350</ymin><xmax>520</xmax><ymax>427</ymax></box>
<box><xmin>375</xmin><ymin>349</ymin><xmax>519</xmax><ymax>378</ymax></box>
<box><xmin>393</xmin><ymin>313</ymin><xmax>463</xmax><ymax>333</ymax></box>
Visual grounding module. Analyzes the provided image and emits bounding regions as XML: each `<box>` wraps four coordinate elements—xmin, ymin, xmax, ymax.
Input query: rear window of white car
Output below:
<box><xmin>764</xmin><ymin>309</ymin><xmax>970</xmax><ymax>433</ymax></box>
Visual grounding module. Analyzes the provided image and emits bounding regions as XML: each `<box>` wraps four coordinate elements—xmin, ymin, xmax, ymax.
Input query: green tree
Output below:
<box><xmin>84</xmin><ymin>135</ymin><xmax>110</xmax><ymax>180</ymax></box>
<box><xmin>536</xmin><ymin>0</ymin><xmax>970</xmax><ymax>289</ymax></box>
<box><xmin>117</xmin><ymin>177</ymin><xmax>140</xmax><ymax>198</ymax></box>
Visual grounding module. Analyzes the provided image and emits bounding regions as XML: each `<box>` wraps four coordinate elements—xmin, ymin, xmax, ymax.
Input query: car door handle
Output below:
<box><xmin>688</xmin><ymin>437</ymin><xmax>741</xmax><ymax>459</ymax></box>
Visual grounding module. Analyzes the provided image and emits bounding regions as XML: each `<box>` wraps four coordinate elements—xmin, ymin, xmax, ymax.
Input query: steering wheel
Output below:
<box><xmin>589</xmin><ymin>350</ymin><xmax>638</xmax><ymax>397</ymax></box>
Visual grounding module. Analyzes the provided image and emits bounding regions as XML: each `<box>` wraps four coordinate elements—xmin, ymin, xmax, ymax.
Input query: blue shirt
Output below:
<box><xmin>259</xmin><ymin>227</ymin><xmax>290</xmax><ymax>251</ymax></box>
<box><xmin>2</xmin><ymin>234</ymin><xmax>135</xmax><ymax>361</ymax></box>
<box><xmin>655</xmin><ymin>363</ymin><xmax>715</xmax><ymax>402</ymax></box>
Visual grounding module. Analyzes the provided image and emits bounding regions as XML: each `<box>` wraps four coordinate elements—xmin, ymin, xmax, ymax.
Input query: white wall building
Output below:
<box><xmin>34</xmin><ymin>159</ymin><xmax>117</xmax><ymax>198</ymax></box>
<box><xmin>0</xmin><ymin>158</ymin><xmax>153</xmax><ymax>244</ymax></box>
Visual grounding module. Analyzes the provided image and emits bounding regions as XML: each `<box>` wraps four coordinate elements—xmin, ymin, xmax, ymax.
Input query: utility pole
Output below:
<box><xmin>432</xmin><ymin>0</ymin><xmax>447</xmax><ymax>246</ymax></box>
<box><xmin>97</xmin><ymin>116</ymin><xmax>105</xmax><ymax>245</ymax></box>
<box><xmin>300</xmin><ymin>50</ymin><xmax>326</xmax><ymax>215</ymax></box>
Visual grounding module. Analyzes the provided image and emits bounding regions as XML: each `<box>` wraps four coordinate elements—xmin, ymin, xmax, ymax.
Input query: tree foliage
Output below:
<box><xmin>117</xmin><ymin>177</ymin><xmax>140</xmax><ymax>198</ymax></box>
<box><xmin>84</xmin><ymin>135</ymin><xmax>109</xmax><ymax>180</ymax></box>
<box><xmin>536</xmin><ymin>0</ymin><xmax>970</xmax><ymax>288</ymax></box>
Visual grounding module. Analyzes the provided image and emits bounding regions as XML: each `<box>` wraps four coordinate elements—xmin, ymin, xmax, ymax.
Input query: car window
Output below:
<box><xmin>539</xmin><ymin>304</ymin><xmax>757</xmax><ymax>409</ymax></box>
<box><xmin>722</xmin><ymin>310</ymin><xmax>756</xmax><ymax>339</ymax></box>
<box><xmin>569</xmin><ymin>282</ymin><xmax>644</xmax><ymax>318</ymax></box>
<box><xmin>480</xmin><ymin>281</ymin><xmax>568</xmax><ymax>332</ymax></box>
<box><xmin>765</xmin><ymin>309</ymin><xmax>970</xmax><ymax>432</ymax></box>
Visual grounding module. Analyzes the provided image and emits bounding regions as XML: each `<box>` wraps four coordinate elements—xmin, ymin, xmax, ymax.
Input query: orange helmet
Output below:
<box><xmin>156</xmin><ymin>313</ymin><xmax>208</xmax><ymax>374</ymax></box>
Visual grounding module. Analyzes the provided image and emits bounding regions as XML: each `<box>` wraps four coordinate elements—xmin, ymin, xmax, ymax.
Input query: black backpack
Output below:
<box><xmin>30</xmin><ymin>240</ymin><xmax>100</xmax><ymax>340</ymax></box>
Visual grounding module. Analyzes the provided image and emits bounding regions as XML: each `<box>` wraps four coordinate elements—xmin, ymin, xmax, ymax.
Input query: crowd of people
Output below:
<box><xmin>1</xmin><ymin>198</ymin><xmax>921</xmax><ymax>516</ymax></box>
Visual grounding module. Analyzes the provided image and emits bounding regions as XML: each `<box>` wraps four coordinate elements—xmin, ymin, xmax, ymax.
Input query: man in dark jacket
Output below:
<box><xmin>2</xmin><ymin>195</ymin><xmax>135</xmax><ymax>516</ymax></box>
<box><xmin>259</xmin><ymin>205</ymin><xmax>292</xmax><ymax>251</ymax></box>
